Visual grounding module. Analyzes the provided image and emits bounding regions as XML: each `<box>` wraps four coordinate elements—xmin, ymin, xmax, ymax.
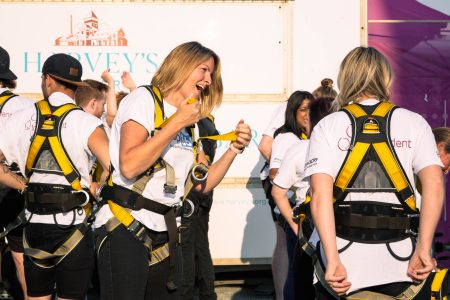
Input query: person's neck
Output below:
<box><xmin>164</xmin><ymin>91</ymin><xmax>184</xmax><ymax>108</ymax></box>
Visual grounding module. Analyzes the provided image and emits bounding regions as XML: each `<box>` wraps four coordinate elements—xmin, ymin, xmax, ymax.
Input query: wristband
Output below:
<box><xmin>229</xmin><ymin>143</ymin><xmax>244</xmax><ymax>154</ymax></box>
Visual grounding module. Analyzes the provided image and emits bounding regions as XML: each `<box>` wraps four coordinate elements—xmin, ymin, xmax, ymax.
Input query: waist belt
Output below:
<box><xmin>100</xmin><ymin>184</ymin><xmax>184</xmax><ymax>217</ymax></box>
<box><xmin>99</xmin><ymin>183</ymin><xmax>181</xmax><ymax>291</ymax></box>
<box><xmin>25</xmin><ymin>183</ymin><xmax>90</xmax><ymax>214</ymax></box>
<box><xmin>335</xmin><ymin>201</ymin><xmax>419</xmax><ymax>243</ymax></box>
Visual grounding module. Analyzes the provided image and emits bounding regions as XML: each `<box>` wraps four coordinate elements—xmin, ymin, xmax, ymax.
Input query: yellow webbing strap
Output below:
<box><xmin>335</xmin><ymin>142</ymin><xmax>371</xmax><ymax>192</ymax></box>
<box><xmin>344</xmin><ymin>103</ymin><xmax>367</xmax><ymax>118</ymax></box>
<box><xmin>432</xmin><ymin>269</ymin><xmax>449</xmax><ymax>300</ymax></box>
<box><xmin>372</xmin><ymin>101</ymin><xmax>394</xmax><ymax>117</ymax></box>
<box><xmin>26</xmin><ymin>100</ymin><xmax>82</xmax><ymax>191</ymax></box>
<box><xmin>373</xmin><ymin>142</ymin><xmax>416</xmax><ymax>211</ymax></box>
<box><xmin>0</xmin><ymin>91</ymin><xmax>15</xmax><ymax>112</ymax></box>
<box><xmin>23</xmin><ymin>225</ymin><xmax>86</xmax><ymax>269</ymax></box>
<box><xmin>108</xmin><ymin>200</ymin><xmax>134</xmax><ymax>227</ymax></box>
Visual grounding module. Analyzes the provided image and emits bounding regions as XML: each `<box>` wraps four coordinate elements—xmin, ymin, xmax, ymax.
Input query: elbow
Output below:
<box><xmin>119</xmin><ymin>162</ymin><xmax>136</xmax><ymax>180</ymax></box>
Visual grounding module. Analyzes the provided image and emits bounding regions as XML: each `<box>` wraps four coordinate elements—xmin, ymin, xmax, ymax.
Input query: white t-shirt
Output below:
<box><xmin>263</xmin><ymin>102</ymin><xmax>287</xmax><ymax>138</ymax></box>
<box><xmin>270</xmin><ymin>132</ymin><xmax>301</xmax><ymax>170</ymax></box>
<box><xmin>94</xmin><ymin>86</ymin><xmax>198</xmax><ymax>232</ymax></box>
<box><xmin>273</xmin><ymin>140</ymin><xmax>310</xmax><ymax>205</ymax></box>
<box><xmin>0</xmin><ymin>87</ymin><xmax>35</xmax><ymax>120</ymax></box>
<box><xmin>260</xmin><ymin>102</ymin><xmax>287</xmax><ymax>180</ymax></box>
<box><xmin>0</xmin><ymin>92</ymin><xmax>102</xmax><ymax>225</ymax></box>
<box><xmin>304</xmin><ymin>99</ymin><xmax>443</xmax><ymax>292</ymax></box>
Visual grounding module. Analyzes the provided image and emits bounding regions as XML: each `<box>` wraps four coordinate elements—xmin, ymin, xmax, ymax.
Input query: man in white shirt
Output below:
<box><xmin>0</xmin><ymin>53</ymin><xmax>109</xmax><ymax>300</ymax></box>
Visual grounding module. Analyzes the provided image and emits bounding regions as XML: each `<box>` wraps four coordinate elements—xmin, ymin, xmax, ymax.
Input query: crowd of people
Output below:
<box><xmin>0</xmin><ymin>43</ymin><xmax>449</xmax><ymax>300</ymax></box>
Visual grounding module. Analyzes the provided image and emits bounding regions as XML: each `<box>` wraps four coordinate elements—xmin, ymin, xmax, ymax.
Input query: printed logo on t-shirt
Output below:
<box><xmin>171</xmin><ymin>131</ymin><xmax>194</xmax><ymax>150</ymax></box>
<box><xmin>305</xmin><ymin>158</ymin><xmax>318</xmax><ymax>170</ymax></box>
<box><xmin>337</xmin><ymin>125</ymin><xmax>412</xmax><ymax>151</ymax></box>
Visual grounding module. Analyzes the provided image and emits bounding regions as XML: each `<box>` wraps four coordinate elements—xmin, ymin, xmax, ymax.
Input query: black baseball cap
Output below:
<box><xmin>0</xmin><ymin>47</ymin><xmax>17</xmax><ymax>80</ymax></box>
<box><xmin>42</xmin><ymin>53</ymin><xmax>87</xmax><ymax>87</ymax></box>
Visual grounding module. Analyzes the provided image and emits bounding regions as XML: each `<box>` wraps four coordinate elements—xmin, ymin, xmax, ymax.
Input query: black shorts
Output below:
<box><xmin>24</xmin><ymin>223</ymin><xmax>94</xmax><ymax>299</ymax></box>
<box><xmin>0</xmin><ymin>189</ymin><xmax>25</xmax><ymax>253</ymax></box>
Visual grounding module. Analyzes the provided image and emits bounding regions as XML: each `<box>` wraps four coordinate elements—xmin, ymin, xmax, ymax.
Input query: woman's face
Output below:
<box><xmin>438</xmin><ymin>143</ymin><xmax>450</xmax><ymax>174</ymax></box>
<box><xmin>179</xmin><ymin>56</ymin><xmax>215</xmax><ymax>101</ymax></box>
<box><xmin>296</xmin><ymin>99</ymin><xmax>311</xmax><ymax>132</ymax></box>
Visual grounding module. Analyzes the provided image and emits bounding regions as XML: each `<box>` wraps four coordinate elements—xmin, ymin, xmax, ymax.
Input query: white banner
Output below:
<box><xmin>1</xmin><ymin>2</ymin><xmax>285</xmax><ymax>95</ymax></box>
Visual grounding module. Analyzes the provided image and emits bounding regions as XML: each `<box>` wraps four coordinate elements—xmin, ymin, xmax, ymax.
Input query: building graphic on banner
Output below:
<box><xmin>55</xmin><ymin>11</ymin><xmax>127</xmax><ymax>46</ymax></box>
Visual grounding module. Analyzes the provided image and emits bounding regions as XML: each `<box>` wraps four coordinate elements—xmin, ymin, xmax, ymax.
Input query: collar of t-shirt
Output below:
<box><xmin>47</xmin><ymin>92</ymin><xmax>75</xmax><ymax>107</ymax></box>
<box><xmin>352</xmin><ymin>98</ymin><xmax>379</xmax><ymax>106</ymax></box>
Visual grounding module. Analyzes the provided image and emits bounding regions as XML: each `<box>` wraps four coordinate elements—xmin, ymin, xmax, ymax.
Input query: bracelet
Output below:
<box><xmin>229</xmin><ymin>143</ymin><xmax>244</xmax><ymax>154</ymax></box>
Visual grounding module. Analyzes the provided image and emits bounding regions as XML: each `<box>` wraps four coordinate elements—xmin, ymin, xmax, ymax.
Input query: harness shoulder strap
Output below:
<box><xmin>0</xmin><ymin>90</ymin><xmax>18</xmax><ymax>113</ymax></box>
<box><xmin>25</xmin><ymin>100</ymin><xmax>83</xmax><ymax>190</ymax></box>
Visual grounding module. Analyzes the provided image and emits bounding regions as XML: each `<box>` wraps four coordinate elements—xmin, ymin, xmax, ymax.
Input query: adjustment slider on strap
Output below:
<box><xmin>164</xmin><ymin>184</ymin><xmax>177</xmax><ymax>194</ymax></box>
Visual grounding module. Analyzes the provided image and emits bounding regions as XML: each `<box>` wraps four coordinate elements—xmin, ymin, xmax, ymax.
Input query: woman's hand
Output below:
<box><xmin>407</xmin><ymin>248</ymin><xmax>436</xmax><ymax>282</ymax></box>
<box><xmin>231</xmin><ymin>119</ymin><xmax>252</xmax><ymax>150</ymax></box>
<box><xmin>325</xmin><ymin>260</ymin><xmax>351</xmax><ymax>295</ymax></box>
<box><xmin>173</xmin><ymin>98</ymin><xmax>201</xmax><ymax>129</ymax></box>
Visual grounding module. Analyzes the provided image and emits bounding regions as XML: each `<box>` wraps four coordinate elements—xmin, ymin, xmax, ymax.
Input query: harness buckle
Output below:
<box><xmin>182</xmin><ymin>199</ymin><xmax>195</xmax><ymax>218</ymax></box>
<box><xmin>164</xmin><ymin>184</ymin><xmax>177</xmax><ymax>194</ymax></box>
<box><xmin>71</xmin><ymin>189</ymin><xmax>90</xmax><ymax>207</ymax></box>
<box><xmin>191</xmin><ymin>164</ymin><xmax>208</xmax><ymax>182</ymax></box>
<box><xmin>405</xmin><ymin>229</ymin><xmax>418</xmax><ymax>237</ymax></box>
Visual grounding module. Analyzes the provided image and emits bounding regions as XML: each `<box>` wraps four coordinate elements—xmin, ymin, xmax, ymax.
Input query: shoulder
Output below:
<box><xmin>120</xmin><ymin>86</ymin><xmax>154</xmax><ymax>110</ymax></box>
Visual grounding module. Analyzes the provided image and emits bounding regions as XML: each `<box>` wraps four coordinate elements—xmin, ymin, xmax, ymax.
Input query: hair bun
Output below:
<box><xmin>321</xmin><ymin>78</ymin><xmax>333</xmax><ymax>88</ymax></box>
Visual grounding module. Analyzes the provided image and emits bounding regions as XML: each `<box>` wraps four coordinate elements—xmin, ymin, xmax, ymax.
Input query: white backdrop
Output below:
<box><xmin>0</xmin><ymin>2</ymin><xmax>284</xmax><ymax>95</ymax></box>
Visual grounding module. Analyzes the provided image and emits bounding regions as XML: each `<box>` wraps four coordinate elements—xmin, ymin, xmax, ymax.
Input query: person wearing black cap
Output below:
<box><xmin>0</xmin><ymin>46</ymin><xmax>35</xmax><ymax>299</ymax></box>
<box><xmin>0</xmin><ymin>53</ymin><xmax>110</xmax><ymax>300</ymax></box>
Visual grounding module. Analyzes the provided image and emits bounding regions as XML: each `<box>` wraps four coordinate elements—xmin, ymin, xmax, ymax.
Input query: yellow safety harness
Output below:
<box><xmin>22</xmin><ymin>99</ymin><xmax>94</xmax><ymax>268</ymax></box>
<box><xmin>0</xmin><ymin>90</ymin><xmax>17</xmax><ymax>113</ymax></box>
<box><xmin>97</xmin><ymin>85</ymin><xmax>237</xmax><ymax>290</ymax></box>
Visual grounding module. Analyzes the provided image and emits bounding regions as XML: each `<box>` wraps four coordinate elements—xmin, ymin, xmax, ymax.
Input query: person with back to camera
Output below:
<box><xmin>0</xmin><ymin>53</ymin><xmax>110</xmax><ymax>300</ymax></box>
<box><xmin>94</xmin><ymin>41</ymin><xmax>252</xmax><ymax>300</ymax></box>
<box><xmin>312</xmin><ymin>78</ymin><xmax>338</xmax><ymax>100</ymax></box>
<box><xmin>305</xmin><ymin>46</ymin><xmax>444</xmax><ymax>299</ymax></box>
<box><xmin>0</xmin><ymin>46</ymin><xmax>35</xmax><ymax>300</ymax></box>
<box><xmin>271</xmin><ymin>97</ymin><xmax>333</xmax><ymax>300</ymax></box>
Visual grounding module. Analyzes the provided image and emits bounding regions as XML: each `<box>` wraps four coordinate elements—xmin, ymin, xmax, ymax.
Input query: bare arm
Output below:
<box><xmin>121</xmin><ymin>71</ymin><xmax>136</xmax><ymax>92</ymax></box>
<box><xmin>258</xmin><ymin>135</ymin><xmax>273</xmax><ymax>162</ymax></box>
<box><xmin>0</xmin><ymin>151</ymin><xmax>26</xmax><ymax>191</ymax></box>
<box><xmin>407</xmin><ymin>165</ymin><xmax>444</xmax><ymax>281</ymax></box>
<box><xmin>101</xmin><ymin>69</ymin><xmax>118</xmax><ymax>127</ymax></box>
<box><xmin>88</xmin><ymin>126</ymin><xmax>110</xmax><ymax>184</ymax></box>
<box><xmin>310</xmin><ymin>173</ymin><xmax>351</xmax><ymax>295</ymax></box>
<box><xmin>197</xmin><ymin>120</ymin><xmax>252</xmax><ymax>193</ymax></box>
<box><xmin>120</xmin><ymin>99</ymin><xmax>201</xmax><ymax>180</ymax></box>
<box><xmin>269</xmin><ymin>168</ymin><xmax>278</xmax><ymax>182</ymax></box>
<box><xmin>272</xmin><ymin>184</ymin><xmax>298</xmax><ymax>235</ymax></box>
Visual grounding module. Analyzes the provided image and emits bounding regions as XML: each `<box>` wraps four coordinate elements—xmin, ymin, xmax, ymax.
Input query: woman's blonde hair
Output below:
<box><xmin>333</xmin><ymin>47</ymin><xmax>393</xmax><ymax>110</ymax></box>
<box><xmin>151</xmin><ymin>41</ymin><xmax>223</xmax><ymax>116</ymax></box>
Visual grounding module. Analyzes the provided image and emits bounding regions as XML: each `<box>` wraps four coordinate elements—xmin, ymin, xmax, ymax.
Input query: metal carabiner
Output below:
<box><xmin>71</xmin><ymin>189</ymin><xmax>90</xmax><ymax>207</ymax></box>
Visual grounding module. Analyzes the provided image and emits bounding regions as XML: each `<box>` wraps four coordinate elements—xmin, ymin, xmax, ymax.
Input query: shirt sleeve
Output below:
<box><xmin>263</xmin><ymin>102</ymin><xmax>286</xmax><ymax>138</ymax></box>
<box><xmin>411</xmin><ymin>115</ymin><xmax>443</xmax><ymax>173</ymax></box>
<box><xmin>270</xmin><ymin>134</ymin><xmax>286</xmax><ymax>169</ymax></box>
<box><xmin>119</xmin><ymin>87</ymin><xmax>155</xmax><ymax>135</ymax></box>
<box><xmin>273</xmin><ymin>144</ymin><xmax>300</xmax><ymax>189</ymax></box>
<box><xmin>303</xmin><ymin>120</ymin><xmax>335</xmax><ymax>179</ymax></box>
